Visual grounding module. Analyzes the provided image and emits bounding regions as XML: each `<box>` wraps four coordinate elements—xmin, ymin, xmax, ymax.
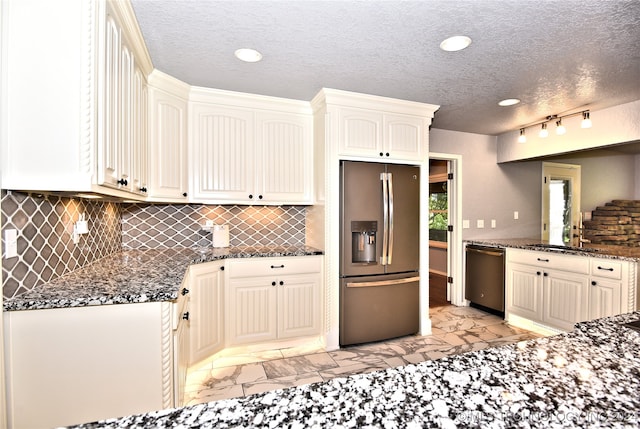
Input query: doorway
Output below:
<box><xmin>428</xmin><ymin>154</ymin><xmax>462</xmax><ymax>308</ymax></box>
<box><xmin>542</xmin><ymin>162</ymin><xmax>581</xmax><ymax>245</ymax></box>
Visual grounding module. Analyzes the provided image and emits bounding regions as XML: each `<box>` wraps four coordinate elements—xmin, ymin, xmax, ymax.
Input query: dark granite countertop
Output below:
<box><xmin>3</xmin><ymin>246</ymin><xmax>322</xmax><ymax>312</ymax></box>
<box><xmin>465</xmin><ymin>238</ymin><xmax>640</xmax><ymax>262</ymax></box>
<box><xmin>66</xmin><ymin>311</ymin><xmax>640</xmax><ymax>428</ymax></box>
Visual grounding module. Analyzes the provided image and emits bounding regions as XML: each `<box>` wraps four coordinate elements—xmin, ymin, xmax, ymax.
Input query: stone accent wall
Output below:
<box><xmin>583</xmin><ymin>200</ymin><xmax>640</xmax><ymax>246</ymax></box>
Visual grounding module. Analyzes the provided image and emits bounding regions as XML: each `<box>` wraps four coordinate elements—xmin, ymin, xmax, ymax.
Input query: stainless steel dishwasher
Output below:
<box><xmin>465</xmin><ymin>244</ymin><xmax>505</xmax><ymax>314</ymax></box>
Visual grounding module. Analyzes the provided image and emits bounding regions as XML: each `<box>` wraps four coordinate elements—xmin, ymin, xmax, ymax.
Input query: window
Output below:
<box><xmin>429</xmin><ymin>181</ymin><xmax>448</xmax><ymax>242</ymax></box>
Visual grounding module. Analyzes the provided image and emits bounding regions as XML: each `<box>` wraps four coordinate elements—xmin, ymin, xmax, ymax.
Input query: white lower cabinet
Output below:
<box><xmin>3</xmin><ymin>302</ymin><xmax>178</xmax><ymax>429</ymax></box>
<box><xmin>226</xmin><ymin>256</ymin><xmax>322</xmax><ymax>346</ymax></box>
<box><xmin>506</xmin><ymin>248</ymin><xmax>636</xmax><ymax>332</ymax></box>
<box><xmin>188</xmin><ymin>260</ymin><xmax>225</xmax><ymax>366</ymax></box>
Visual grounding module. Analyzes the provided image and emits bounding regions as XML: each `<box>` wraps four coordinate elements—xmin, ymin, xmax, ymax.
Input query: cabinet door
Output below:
<box><xmin>542</xmin><ymin>270</ymin><xmax>589</xmax><ymax>331</ymax></box>
<box><xmin>384</xmin><ymin>114</ymin><xmax>425</xmax><ymax>161</ymax></box>
<box><xmin>131</xmin><ymin>67</ymin><xmax>149</xmax><ymax>195</ymax></box>
<box><xmin>98</xmin><ymin>12</ymin><xmax>121</xmax><ymax>189</ymax></box>
<box><xmin>277</xmin><ymin>274</ymin><xmax>321</xmax><ymax>339</ymax></box>
<box><xmin>227</xmin><ymin>278</ymin><xmax>278</xmax><ymax>345</ymax></box>
<box><xmin>189</xmin><ymin>262</ymin><xmax>224</xmax><ymax>365</ymax></box>
<box><xmin>255</xmin><ymin>112</ymin><xmax>313</xmax><ymax>204</ymax></box>
<box><xmin>118</xmin><ymin>42</ymin><xmax>134</xmax><ymax>189</ymax></box>
<box><xmin>506</xmin><ymin>263</ymin><xmax>543</xmax><ymax>321</ymax></box>
<box><xmin>337</xmin><ymin>107</ymin><xmax>384</xmax><ymax>157</ymax></box>
<box><xmin>174</xmin><ymin>304</ymin><xmax>190</xmax><ymax>407</ymax></box>
<box><xmin>148</xmin><ymin>87</ymin><xmax>188</xmax><ymax>200</ymax></box>
<box><xmin>588</xmin><ymin>277</ymin><xmax>621</xmax><ymax>320</ymax></box>
<box><xmin>190</xmin><ymin>105</ymin><xmax>255</xmax><ymax>202</ymax></box>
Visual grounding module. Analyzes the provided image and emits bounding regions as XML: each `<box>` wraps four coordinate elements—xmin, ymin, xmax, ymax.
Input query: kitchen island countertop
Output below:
<box><xmin>66</xmin><ymin>311</ymin><xmax>640</xmax><ymax>428</ymax></box>
<box><xmin>465</xmin><ymin>238</ymin><xmax>640</xmax><ymax>261</ymax></box>
<box><xmin>2</xmin><ymin>245</ymin><xmax>322</xmax><ymax>312</ymax></box>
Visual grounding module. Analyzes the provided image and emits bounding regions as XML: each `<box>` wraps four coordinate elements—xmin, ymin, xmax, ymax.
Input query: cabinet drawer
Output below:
<box><xmin>227</xmin><ymin>256</ymin><xmax>322</xmax><ymax>278</ymax></box>
<box><xmin>507</xmin><ymin>249</ymin><xmax>589</xmax><ymax>274</ymax></box>
<box><xmin>590</xmin><ymin>258</ymin><xmax>623</xmax><ymax>280</ymax></box>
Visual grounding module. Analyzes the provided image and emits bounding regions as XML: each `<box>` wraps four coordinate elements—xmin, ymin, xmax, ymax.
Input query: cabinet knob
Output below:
<box><xmin>220</xmin><ymin>266</ymin><xmax>225</xmax><ymax>271</ymax></box>
<box><xmin>258</xmin><ymin>195</ymin><xmax>263</xmax><ymax>200</ymax></box>
<box><xmin>249</xmin><ymin>194</ymin><xmax>254</xmax><ymax>199</ymax></box>
<box><xmin>591</xmin><ymin>281</ymin><xmax>597</xmax><ymax>286</ymax></box>
<box><xmin>279</xmin><ymin>280</ymin><xmax>284</xmax><ymax>286</ymax></box>
<box><xmin>182</xmin><ymin>311</ymin><xmax>190</xmax><ymax>321</ymax></box>
<box><xmin>536</xmin><ymin>271</ymin><xmax>542</xmax><ymax>276</ymax></box>
<box><xmin>385</xmin><ymin>152</ymin><xmax>390</xmax><ymax>157</ymax></box>
<box><xmin>272</xmin><ymin>281</ymin><xmax>276</xmax><ymax>286</ymax></box>
<box><xmin>181</xmin><ymin>288</ymin><xmax>189</xmax><ymax>296</ymax></box>
<box><xmin>140</xmin><ymin>186</ymin><xmax>148</xmax><ymax>193</ymax></box>
<box><xmin>182</xmin><ymin>192</ymin><xmax>188</xmax><ymax>198</ymax></box>
<box><xmin>379</xmin><ymin>152</ymin><xmax>384</xmax><ymax>157</ymax></box>
<box><xmin>117</xmin><ymin>178</ymin><xmax>128</xmax><ymax>186</ymax></box>
<box><xmin>543</xmin><ymin>272</ymin><xmax>548</xmax><ymax>277</ymax></box>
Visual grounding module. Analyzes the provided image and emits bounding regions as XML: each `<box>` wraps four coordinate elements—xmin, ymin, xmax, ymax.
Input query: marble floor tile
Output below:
<box><xmin>197</xmin><ymin>363</ymin><xmax>267</xmax><ymax>390</ymax></box>
<box><xmin>319</xmin><ymin>361</ymin><xmax>390</xmax><ymax>381</ymax></box>
<box><xmin>209</xmin><ymin>350</ymin><xmax>284</xmax><ymax>369</ymax></box>
<box><xmin>183</xmin><ymin>384</ymin><xmax>244</xmax><ymax>406</ymax></box>
<box><xmin>262</xmin><ymin>352</ymin><xmax>338</xmax><ymax>378</ymax></box>
<box><xmin>182</xmin><ymin>305</ymin><xmax>546</xmax><ymax>407</ymax></box>
<box><xmin>243</xmin><ymin>372</ymin><xmax>324</xmax><ymax>396</ymax></box>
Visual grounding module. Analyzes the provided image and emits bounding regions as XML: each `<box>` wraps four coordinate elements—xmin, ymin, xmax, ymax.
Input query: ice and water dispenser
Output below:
<box><xmin>351</xmin><ymin>221</ymin><xmax>377</xmax><ymax>264</ymax></box>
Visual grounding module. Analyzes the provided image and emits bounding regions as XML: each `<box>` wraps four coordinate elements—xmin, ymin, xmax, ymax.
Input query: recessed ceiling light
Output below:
<box><xmin>498</xmin><ymin>98</ymin><xmax>521</xmax><ymax>107</ymax></box>
<box><xmin>439</xmin><ymin>35</ymin><xmax>472</xmax><ymax>52</ymax></box>
<box><xmin>234</xmin><ymin>48</ymin><xmax>263</xmax><ymax>63</ymax></box>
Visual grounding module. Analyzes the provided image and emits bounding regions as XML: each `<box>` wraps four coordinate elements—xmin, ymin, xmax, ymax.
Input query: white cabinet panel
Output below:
<box><xmin>4</xmin><ymin>303</ymin><xmax>174</xmax><ymax>429</ymax></box>
<box><xmin>542</xmin><ymin>270</ymin><xmax>589</xmax><ymax>332</ymax></box>
<box><xmin>384</xmin><ymin>114</ymin><xmax>424</xmax><ymax>160</ymax></box>
<box><xmin>188</xmin><ymin>261</ymin><xmax>225</xmax><ymax>366</ymax></box>
<box><xmin>228</xmin><ymin>278</ymin><xmax>278</xmax><ymax>344</ymax></box>
<box><xmin>148</xmin><ymin>80</ymin><xmax>189</xmax><ymax>201</ymax></box>
<box><xmin>338</xmin><ymin>108</ymin><xmax>383</xmax><ymax>156</ymax></box>
<box><xmin>507</xmin><ymin>263</ymin><xmax>543</xmax><ymax>321</ymax></box>
<box><xmin>256</xmin><ymin>112</ymin><xmax>313</xmax><ymax>203</ymax></box>
<box><xmin>190</xmin><ymin>105</ymin><xmax>254</xmax><ymax>201</ymax></box>
<box><xmin>190</xmin><ymin>100</ymin><xmax>313</xmax><ymax>205</ymax></box>
<box><xmin>589</xmin><ymin>277</ymin><xmax>622</xmax><ymax>320</ymax></box>
<box><xmin>226</xmin><ymin>256</ymin><xmax>323</xmax><ymax>347</ymax></box>
<box><xmin>278</xmin><ymin>274</ymin><xmax>322</xmax><ymax>340</ymax></box>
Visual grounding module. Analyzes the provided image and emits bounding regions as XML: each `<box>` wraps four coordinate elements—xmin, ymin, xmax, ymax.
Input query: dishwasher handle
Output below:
<box><xmin>466</xmin><ymin>246</ymin><xmax>504</xmax><ymax>257</ymax></box>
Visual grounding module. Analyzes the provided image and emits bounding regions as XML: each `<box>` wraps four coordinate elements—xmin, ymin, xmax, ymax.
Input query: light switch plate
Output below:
<box><xmin>491</xmin><ymin>219</ymin><xmax>496</xmax><ymax>228</ymax></box>
<box><xmin>477</xmin><ymin>219</ymin><xmax>484</xmax><ymax>228</ymax></box>
<box><xmin>463</xmin><ymin>220</ymin><xmax>470</xmax><ymax>229</ymax></box>
<box><xmin>514</xmin><ymin>211</ymin><xmax>519</xmax><ymax>220</ymax></box>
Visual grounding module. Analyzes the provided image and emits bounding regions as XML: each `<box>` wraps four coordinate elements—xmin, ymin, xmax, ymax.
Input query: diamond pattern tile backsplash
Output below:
<box><xmin>121</xmin><ymin>204</ymin><xmax>306</xmax><ymax>249</ymax></box>
<box><xmin>1</xmin><ymin>191</ymin><xmax>121</xmax><ymax>299</ymax></box>
<box><xmin>2</xmin><ymin>191</ymin><xmax>308</xmax><ymax>299</ymax></box>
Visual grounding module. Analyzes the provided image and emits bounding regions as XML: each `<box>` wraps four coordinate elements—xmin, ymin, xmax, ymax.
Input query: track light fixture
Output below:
<box><xmin>516</xmin><ymin>110</ymin><xmax>592</xmax><ymax>143</ymax></box>
<box><xmin>518</xmin><ymin>128</ymin><xmax>526</xmax><ymax>143</ymax></box>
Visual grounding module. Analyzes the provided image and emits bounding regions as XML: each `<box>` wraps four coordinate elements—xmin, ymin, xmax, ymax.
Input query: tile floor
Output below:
<box><xmin>183</xmin><ymin>305</ymin><xmax>543</xmax><ymax>406</ymax></box>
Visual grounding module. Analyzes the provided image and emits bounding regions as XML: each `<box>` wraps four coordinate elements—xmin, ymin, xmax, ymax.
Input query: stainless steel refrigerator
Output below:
<box><xmin>339</xmin><ymin>160</ymin><xmax>420</xmax><ymax>346</ymax></box>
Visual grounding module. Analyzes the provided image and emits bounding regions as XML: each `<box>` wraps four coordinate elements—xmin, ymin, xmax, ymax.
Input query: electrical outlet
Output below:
<box><xmin>514</xmin><ymin>211</ymin><xmax>519</xmax><ymax>220</ymax></box>
<box><xmin>463</xmin><ymin>220</ymin><xmax>470</xmax><ymax>229</ymax></box>
<box><xmin>205</xmin><ymin>220</ymin><xmax>214</xmax><ymax>227</ymax></box>
<box><xmin>4</xmin><ymin>229</ymin><xmax>17</xmax><ymax>258</ymax></box>
<box><xmin>477</xmin><ymin>219</ymin><xmax>484</xmax><ymax>229</ymax></box>
<box><xmin>491</xmin><ymin>219</ymin><xmax>496</xmax><ymax>228</ymax></box>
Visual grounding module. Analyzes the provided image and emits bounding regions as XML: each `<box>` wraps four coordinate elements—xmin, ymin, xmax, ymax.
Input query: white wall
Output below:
<box><xmin>544</xmin><ymin>151</ymin><xmax>638</xmax><ymax>212</ymax></box>
<box><xmin>430</xmin><ymin>129</ymin><xmax>541</xmax><ymax>240</ymax></box>
<box><xmin>497</xmin><ymin>99</ymin><xmax>640</xmax><ymax>163</ymax></box>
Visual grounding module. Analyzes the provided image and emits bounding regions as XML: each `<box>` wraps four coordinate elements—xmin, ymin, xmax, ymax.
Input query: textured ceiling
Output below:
<box><xmin>130</xmin><ymin>0</ymin><xmax>640</xmax><ymax>136</ymax></box>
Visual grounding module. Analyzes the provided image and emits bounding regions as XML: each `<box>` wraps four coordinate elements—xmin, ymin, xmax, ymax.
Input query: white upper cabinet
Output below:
<box><xmin>147</xmin><ymin>70</ymin><xmax>190</xmax><ymax>201</ymax></box>
<box><xmin>189</xmin><ymin>88</ymin><xmax>313</xmax><ymax>205</ymax></box>
<box><xmin>1</xmin><ymin>0</ymin><xmax>152</xmax><ymax>198</ymax></box>
<box><xmin>97</xmin><ymin>2</ymin><xmax>149</xmax><ymax>196</ymax></box>
<box><xmin>312</xmin><ymin>88</ymin><xmax>438</xmax><ymax>162</ymax></box>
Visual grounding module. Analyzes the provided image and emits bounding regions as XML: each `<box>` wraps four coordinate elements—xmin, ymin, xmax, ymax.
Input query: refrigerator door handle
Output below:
<box><xmin>387</xmin><ymin>172</ymin><xmax>394</xmax><ymax>265</ymax></box>
<box><xmin>380</xmin><ymin>172</ymin><xmax>389</xmax><ymax>265</ymax></box>
<box><xmin>346</xmin><ymin>276</ymin><xmax>420</xmax><ymax>288</ymax></box>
